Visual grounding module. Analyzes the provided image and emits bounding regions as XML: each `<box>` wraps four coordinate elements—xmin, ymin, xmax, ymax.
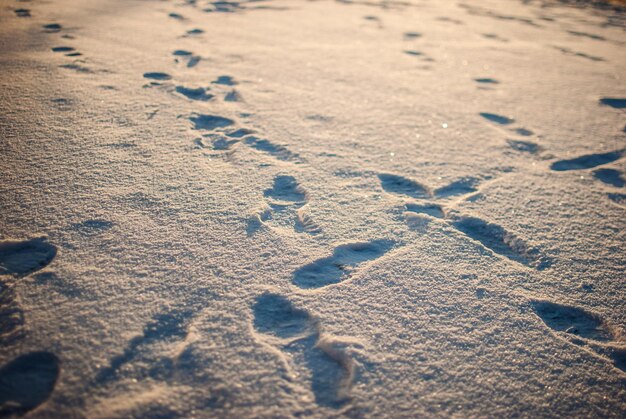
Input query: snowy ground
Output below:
<box><xmin>0</xmin><ymin>0</ymin><xmax>625</xmax><ymax>417</ymax></box>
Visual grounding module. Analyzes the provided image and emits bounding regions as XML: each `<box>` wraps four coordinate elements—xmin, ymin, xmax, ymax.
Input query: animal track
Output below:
<box><xmin>451</xmin><ymin>216</ymin><xmax>548</xmax><ymax>269</ymax></box>
<box><xmin>252</xmin><ymin>294</ymin><xmax>353</xmax><ymax>408</ymax></box>
<box><xmin>550</xmin><ymin>149</ymin><xmax>623</xmax><ymax>171</ymax></box>
<box><xmin>0</xmin><ymin>238</ymin><xmax>57</xmax><ymax>277</ymax></box>
<box><xmin>175</xmin><ymin>86</ymin><xmax>213</xmax><ymax>101</ymax></box>
<box><xmin>378</xmin><ymin>173</ymin><xmax>431</xmax><ymax>199</ymax></box>
<box><xmin>292</xmin><ymin>240</ymin><xmax>395</xmax><ymax>289</ymax></box>
<box><xmin>0</xmin><ymin>352</ymin><xmax>60</xmax><ymax>416</ymax></box>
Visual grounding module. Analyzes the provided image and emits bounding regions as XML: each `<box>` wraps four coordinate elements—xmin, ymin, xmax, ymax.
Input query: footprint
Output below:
<box><xmin>168</xmin><ymin>12</ymin><xmax>185</xmax><ymax>20</ymax></box>
<box><xmin>189</xmin><ymin>114</ymin><xmax>234</xmax><ymax>130</ymax></box>
<box><xmin>292</xmin><ymin>240</ymin><xmax>395</xmax><ymax>289</ymax></box>
<box><xmin>253</xmin><ymin>294</ymin><xmax>312</xmax><ymax>338</ymax></box>
<box><xmin>0</xmin><ymin>238</ymin><xmax>57</xmax><ymax>277</ymax></box>
<box><xmin>257</xmin><ymin>175</ymin><xmax>320</xmax><ymax>234</ymax></box>
<box><xmin>434</xmin><ymin>177</ymin><xmax>481</xmax><ymax>198</ymax></box>
<box><xmin>14</xmin><ymin>8</ymin><xmax>31</xmax><ymax>17</ymax></box>
<box><xmin>451</xmin><ymin>216</ymin><xmax>548</xmax><ymax>269</ymax></box>
<box><xmin>599</xmin><ymin>98</ymin><xmax>626</xmax><ymax>109</ymax></box>
<box><xmin>185</xmin><ymin>28</ymin><xmax>204</xmax><ymax>36</ymax></box>
<box><xmin>550</xmin><ymin>149</ymin><xmax>623</xmax><ymax>171</ymax></box>
<box><xmin>172</xmin><ymin>50</ymin><xmax>192</xmax><ymax>56</ymax></box>
<box><xmin>264</xmin><ymin>175</ymin><xmax>306</xmax><ymax>204</ymax></box>
<box><xmin>42</xmin><ymin>23</ymin><xmax>62</xmax><ymax>33</ymax></box>
<box><xmin>474</xmin><ymin>78</ymin><xmax>499</xmax><ymax>84</ymax></box>
<box><xmin>224</xmin><ymin>90</ymin><xmax>243</xmax><ymax>102</ymax></box>
<box><xmin>405</xmin><ymin>203</ymin><xmax>445</xmax><ymax>218</ymax></box>
<box><xmin>0</xmin><ymin>352</ymin><xmax>60</xmax><ymax>416</ymax></box>
<box><xmin>480</xmin><ymin>112</ymin><xmax>514</xmax><ymax>125</ymax></box>
<box><xmin>593</xmin><ymin>168</ymin><xmax>625</xmax><ymax>187</ymax></box>
<box><xmin>507</xmin><ymin>139</ymin><xmax>542</xmax><ymax>154</ymax></box>
<box><xmin>403</xmin><ymin>32</ymin><xmax>421</xmax><ymax>39</ymax></box>
<box><xmin>404</xmin><ymin>50</ymin><xmax>423</xmax><ymax>56</ymax></box>
<box><xmin>244</xmin><ymin>137</ymin><xmax>303</xmax><ymax>163</ymax></box>
<box><xmin>212</xmin><ymin>75</ymin><xmax>237</xmax><ymax>86</ymax></box>
<box><xmin>95</xmin><ymin>309</ymin><xmax>194</xmax><ymax>385</ymax></box>
<box><xmin>51</xmin><ymin>46</ymin><xmax>74</xmax><ymax>53</ymax></box>
<box><xmin>175</xmin><ymin>86</ymin><xmax>213</xmax><ymax>101</ymax></box>
<box><xmin>143</xmin><ymin>72</ymin><xmax>172</xmax><ymax>81</ymax></box>
<box><xmin>514</xmin><ymin>128</ymin><xmax>533</xmax><ymax>136</ymax></box>
<box><xmin>378</xmin><ymin>173</ymin><xmax>431</xmax><ymax>199</ymax></box>
<box><xmin>0</xmin><ymin>283</ymin><xmax>24</xmax><ymax>345</ymax></box>
<box><xmin>252</xmin><ymin>294</ymin><xmax>353</xmax><ymax>408</ymax></box>
<box><xmin>532</xmin><ymin>301</ymin><xmax>614</xmax><ymax>342</ymax></box>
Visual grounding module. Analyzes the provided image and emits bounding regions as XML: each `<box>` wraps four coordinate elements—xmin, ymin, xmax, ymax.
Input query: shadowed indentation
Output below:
<box><xmin>593</xmin><ymin>168</ymin><xmax>625</xmax><ymax>187</ymax></box>
<box><xmin>264</xmin><ymin>175</ymin><xmax>306</xmax><ymax>203</ymax></box>
<box><xmin>452</xmin><ymin>217</ymin><xmax>546</xmax><ymax>269</ymax></box>
<box><xmin>95</xmin><ymin>309</ymin><xmax>193</xmax><ymax>384</ymax></box>
<box><xmin>212</xmin><ymin>75</ymin><xmax>236</xmax><ymax>86</ymax></box>
<box><xmin>42</xmin><ymin>23</ymin><xmax>62</xmax><ymax>33</ymax></box>
<box><xmin>599</xmin><ymin>98</ymin><xmax>626</xmax><ymax>109</ymax></box>
<box><xmin>51</xmin><ymin>46</ymin><xmax>74</xmax><ymax>52</ymax></box>
<box><xmin>244</xmin><ymin>137</ymin><xmax>303</xmax><ymax>162</ymax></box>
<box><xmin>405</xmin><ymin>203</ymin><xmax>444</xmax><ymax>218</ymax></box>
<box><xmin>293</xmin><ymin>240</ymin><xmax>395</xmax><ymax>289</ymax></box>
<box><xmin>0</xmin><ymin>283</ymin><xmax>24</xmax><ymax>345</ymax></box>
<box><xmin>189</xmin><ymin>114</ymin><xmax>234</xmax><ymax>130</ymax></box>
<box><xmin>0</xmin><ymin>238</ymin><xmax>57</xmax><ymax>277</ymax></box>
<box><xmin>480</xmin><ymin>112</ymin><xmax>514</xmax><ymax>125</ymax></box>
<box><xmin>0</xmin><ymin>352</ymin><xmax>60</xmax><ymax>416</ymax></box>
<box><xmin>475</xmin><ymin>78</ymin><xmax>498</xmax><ymax>84</ymax></box>
<box><xmin>175</xmin><ymin>86</ymin><xmax>213</xmax><ymax>101</ymax></box>
<box><xmin>550</xmin><ymin>149</ymin><xmax>623</xmax><ymax>171</ymax></box>
<box><xmin>434</xmin><ymin>177</ymin><xmax>480</xmax><ymax>198</ymax></box>
<box><xmin>143</xmin><ymin>72</ymin><xmax>172</xmax><ymax>81</ymax></box>
<box><xmin>507</xmin><ymin>139</ymin><xmax>541</xmax><ymax>154</ymax></box>
<box><xmin>532</xmin><ymin>300</ymin><xmax>614</xmax><ymax>342</ymax></box>
<box><xmin>378</xmin><ymin>174</ymin><xmax>431</xmax><ymax>199</ymax></box>
<box><xmin>252</xmin><ymin>294</ymin><xmax>311</xmax><ymax>338</ymax></box>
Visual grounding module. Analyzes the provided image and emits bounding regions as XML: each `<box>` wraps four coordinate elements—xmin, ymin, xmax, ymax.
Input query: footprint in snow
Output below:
<box><xmin>532</xmin><ymin>300</ymin><xmax>626</xmax><ymax>372</ymax></box>
<box><xmin>0</xmin><ymin>352</ymin><xmax>60</xmax><ymax>416</ymax></box>
<box><xmin>252</xmin><ymin>294</ymin><xmax>354</xmax><ymax>408</ymax></box>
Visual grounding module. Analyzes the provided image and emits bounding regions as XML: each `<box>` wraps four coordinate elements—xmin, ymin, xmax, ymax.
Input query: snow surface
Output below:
<box><xmin>0</xmin><ymin>0</ymin><xmax>625</xmax><ymax>417</ymax></box>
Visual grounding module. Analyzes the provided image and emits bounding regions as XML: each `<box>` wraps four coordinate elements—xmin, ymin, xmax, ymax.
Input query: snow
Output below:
<box><xmin>0</xmin><ymin>0</ymin><xmax>625</xmax><ymax>416</ymax></box>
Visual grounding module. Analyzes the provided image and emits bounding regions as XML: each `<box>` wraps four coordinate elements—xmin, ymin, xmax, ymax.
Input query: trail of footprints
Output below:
<box><xmin>6</xmin><ymin>2</ymin><xmax>625</xmax><ymax>414</ymax></box>
<box><xmin>0</xmin><ymin>238</ymin><xmax>60</xmax><ymax>416</ymax></box>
